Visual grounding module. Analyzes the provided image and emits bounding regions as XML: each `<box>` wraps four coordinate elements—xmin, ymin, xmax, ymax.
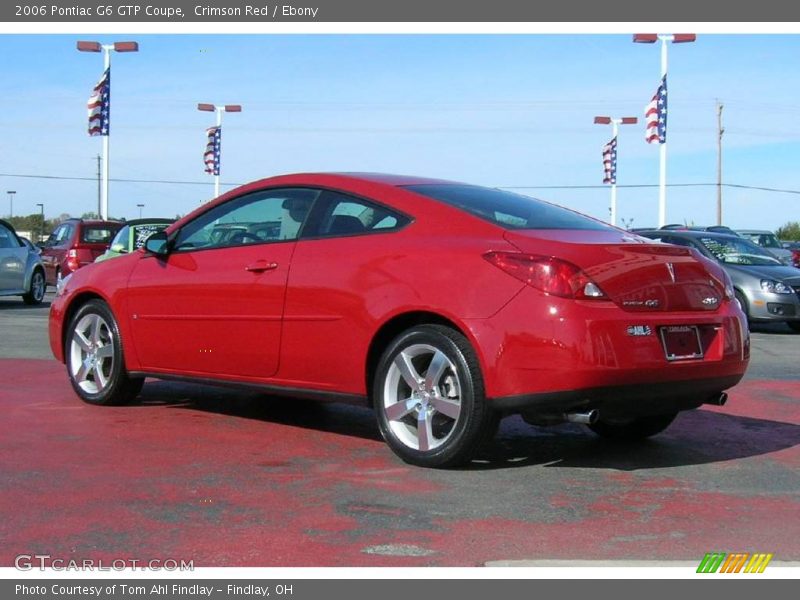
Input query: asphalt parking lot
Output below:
<box><xmin>1</xmin><ymin>292</ymin><xmax>798</xmax><ymax>566</ymax></box>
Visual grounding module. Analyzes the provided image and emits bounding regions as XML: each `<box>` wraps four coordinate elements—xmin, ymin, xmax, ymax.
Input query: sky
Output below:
<box><xmin>1</xmin><ymin>33</ymin><xmax>799</xmax><ymax>230</ymax></box>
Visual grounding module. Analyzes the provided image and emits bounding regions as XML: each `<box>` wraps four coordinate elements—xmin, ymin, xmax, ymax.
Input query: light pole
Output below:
<box><xmin>198</xmin><ymin>103</ymin><xmax>242</xmax><ymax>199</ymax></box>
<box><xmin>36</xmin><ymin>203</ymin><xmax>44</xmax><ymax>242</ymax></box>
<box><xmin>6</xmin><ymin>191</ymin><xmax>15</xmax><ymax>219</ymax></box>
<box><xmin>594</xmin><ymin>116</ymin><xmax>637</xmax><ymax>227</ymax></box>
<box><xmin>136</xmin><ymin>203</ymin><xmax>144</xmax><ymax>219</ymax></box>
<box><xmin>77</xmin><ymin>40</ymin><xmax>139</xmax><ymax>221</ymax></box>
<box><xmin>633</xmin><ymin>33</ymin><xmax>696</xmax><ymax>227</ymax></box>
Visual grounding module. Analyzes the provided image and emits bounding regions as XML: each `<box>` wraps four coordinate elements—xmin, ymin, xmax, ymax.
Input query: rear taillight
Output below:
<box><xmin>67</xmin><ymin>249</ymin><xmax>78</xmax><ymax>258</ymax></box>
<box><xmin>484</xmin><ymin>252</ymin><xmax>606</xmax><ymax>299</ymax></box>
<box><xmin>792</xmin><ymin>249</ymin><xmax>800</xmax><ymax>268</ymax></box>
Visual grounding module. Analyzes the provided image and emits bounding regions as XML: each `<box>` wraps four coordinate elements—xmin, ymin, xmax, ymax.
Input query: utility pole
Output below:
<box><xmin>717</xmin><ymin>101</ymin><xmax>724</xmax><ymax>225</ymax></box>
<box><xmin>96</xmin><ymin>154</ymin><xmax>102</xmax><ymax>218</ymax></box>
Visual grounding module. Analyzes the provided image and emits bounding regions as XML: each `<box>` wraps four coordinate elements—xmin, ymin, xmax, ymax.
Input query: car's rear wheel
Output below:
<box><xmin>22</xmin><ymin>269</ymin><xmax>45</xmax><ymax>305</ymax></box>
<box><xmin>66</xmin><ymin>299</ymin><xmax>143</xmax><ymax>406</ymax></box>
<box><xmin>374</xmin><ymin>324</ymin><xmax>498</xmax><ymax>468</ymax></box>
<box><xmin>587</xmin><ymin>412</ymin><xmax>677</xmax><ymax>441</ymax></box>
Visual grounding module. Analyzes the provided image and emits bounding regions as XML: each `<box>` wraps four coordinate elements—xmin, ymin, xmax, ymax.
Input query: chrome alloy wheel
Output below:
<box><xmin>69</xmin><ymin>313</ymin><xmax>115</xmax><ymax>395</ymax></box>
<box><xmin>31</xmin><ymin>271</ymin><xmax>45</xmax><ymax>302</ymax></box>
<box><xmin>382</xmin><ymin>343</ymin><xmax>463</xmax><ymax>451</ymax></box>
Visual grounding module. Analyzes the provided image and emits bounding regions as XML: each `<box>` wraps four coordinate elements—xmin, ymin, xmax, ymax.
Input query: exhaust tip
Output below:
<box><xmin>564</xmin><ymin>409</ymin><xmax>599</xmax><ymax>425</ymax></box>
<box><xmin>705</xmin><ymin>392</ymin><xmax>728</xmax><ymax>406</ymax></box>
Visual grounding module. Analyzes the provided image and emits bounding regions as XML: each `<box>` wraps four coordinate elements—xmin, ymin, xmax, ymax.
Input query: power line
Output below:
<box><xmin>1</xmin><ymin>171</ymin><xmax>800</xmax><ymax>195</ymax></box>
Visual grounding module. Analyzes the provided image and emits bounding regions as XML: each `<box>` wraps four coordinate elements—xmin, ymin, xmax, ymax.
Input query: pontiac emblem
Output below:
<box><xmin>666</xmin><ymin>262</ymin><xmax>676</xmax><ymax>283</ymax></box>
<box><xmin>702</xmin><ymin>296</ymin><xmax>720</xmax><ymax>306</ymax></box>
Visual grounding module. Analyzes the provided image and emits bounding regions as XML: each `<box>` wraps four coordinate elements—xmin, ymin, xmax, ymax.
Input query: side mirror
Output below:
<box><xmin>144</xmin><ymin>231</ymin><xmax>170</xmax><ymax>256</ymax></box>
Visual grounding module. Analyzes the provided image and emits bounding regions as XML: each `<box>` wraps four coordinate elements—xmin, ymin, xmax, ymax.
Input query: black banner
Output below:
<box><xmin>2</xmin><ymin>0</ymin><xmax>800</xmax><ymax>22</ymax></box>
<box><xmin>4</xmin><ymin>579</ymin><xmax>798</xmax><ymax>600</ymax></box>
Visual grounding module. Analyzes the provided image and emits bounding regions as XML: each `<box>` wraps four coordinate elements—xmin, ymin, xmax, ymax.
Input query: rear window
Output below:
<box><xmin>403</xmin><ymin>184</ymin><xmax>611</xmax><ymax>231</ymax></box>
<box><xmin>81</xmin><ymin>226</ymin><xmax>117</xmax><ymax>244</ymax></box>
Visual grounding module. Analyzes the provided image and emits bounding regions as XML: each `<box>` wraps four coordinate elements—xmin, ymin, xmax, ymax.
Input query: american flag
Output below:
<box><xmin>602</xmin><ymin>136</ymin><xmax>617</xmax><ymax>184</ymax></box>
<box><xmin>87</xmin><ymin>68</ymin><xmax>110</xmax><ymax>136</ymax></box>
<box><xmin>204</xmin><ymin>126</ymin><xmax>221</xmax><ymax>175</ymax></box>
<box><xmin>645</xmin><ymin>75</ymin><xmax>667</xmax><ymax>144</ymax></box>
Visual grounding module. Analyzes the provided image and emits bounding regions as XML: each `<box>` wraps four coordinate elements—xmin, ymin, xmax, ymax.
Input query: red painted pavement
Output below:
<box><xmin>1</xmin><ymin>358</ymin><xmax>798</xmax><ymax>566</ymax></box>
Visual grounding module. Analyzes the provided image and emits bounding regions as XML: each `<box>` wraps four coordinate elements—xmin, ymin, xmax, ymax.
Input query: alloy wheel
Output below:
<box><xmin>382</xmin><ymin>343</ymin><xmax>463</xmax><ymax>451</ymax></box>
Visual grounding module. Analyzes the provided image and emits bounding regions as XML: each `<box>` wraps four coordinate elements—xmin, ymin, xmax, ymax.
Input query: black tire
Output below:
<box><xmin>787</xmin><ymin>321</ymin><xmax>800</xmax><ymax>333</ymax></box>
<box><xmin>64</xmin><ymin>299</ymin><xmax>144</xmax><ymax>406</ymax></box>
<box><xmin>735</xmin><ymin>290</ymin><xmax>750</xmax><ymax>325</ymax></box>
<box><xmin>588</xmin><ymin>412</ymin><xmax>678</xmax><ymax>441</ymax></box>
<box><xmin>22</xmin><ymin>268</ymin><xmax>46</xmax><ymax>305</ymax></box>
<box><xmin>373</xmin><ymin>324</ymin><xmax>499</xmax><ymax>468</ymax></box>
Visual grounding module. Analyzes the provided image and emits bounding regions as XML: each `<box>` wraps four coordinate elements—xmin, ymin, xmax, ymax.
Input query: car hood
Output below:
<box><xmin>724</xmin><ymin>263</ymin><xmax>800</xmax><ymax>284</ymax></box>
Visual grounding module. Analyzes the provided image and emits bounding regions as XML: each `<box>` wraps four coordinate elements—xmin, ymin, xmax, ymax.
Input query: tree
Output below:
<box><xmin>776</xmin><ymin>221</ymin><xmax>800</xmax><ymax>241</ymax></box>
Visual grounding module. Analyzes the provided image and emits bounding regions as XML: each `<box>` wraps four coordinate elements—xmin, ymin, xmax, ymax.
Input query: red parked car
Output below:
<box><xmin>49</xmin><ymin>174</ymin><xmax>749</xmax><ymax>468</ymax></box>
<box><xmin>40</xmin><ymin>218</ymin><xmax>122</xmax><ymax>286</ymax></box>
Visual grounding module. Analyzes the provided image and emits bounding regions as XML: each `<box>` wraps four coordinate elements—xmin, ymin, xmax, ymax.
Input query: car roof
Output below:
<box><xmin>121</xmin><ymin>218</ymin><xmax>174</xmax><ymax>226</ymax></box>
<box><xmin>262</xmin><ymin>172</ymin><xmax>461</xmax><ymax>187</ymax></box>
<box><xmin>0</xmin><ymin>218</ymin><xmax>18</xmax><ymax>233</ymax></box>
<box><xmin>637</xmin><ymin>229</ymin><xmax>743</xmax><ymax>240</ymax></box>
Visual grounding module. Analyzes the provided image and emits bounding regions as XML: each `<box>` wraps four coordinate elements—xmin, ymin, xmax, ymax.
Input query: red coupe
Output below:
<box><xmin>49</xmin><ymin>173</ymin><xmax>749</xmax><ymax>468</ymax></box>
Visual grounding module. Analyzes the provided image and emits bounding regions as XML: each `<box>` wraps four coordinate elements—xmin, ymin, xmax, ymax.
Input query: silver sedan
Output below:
<box><xmin>0</xmin><ymin>219</ymin><xmax>46</xmax><ymax>305</ymax></box>
<box><xmin>638</xmin><ymin>230</ymin><xmax>800</xmax><ymax>332</ymax></box>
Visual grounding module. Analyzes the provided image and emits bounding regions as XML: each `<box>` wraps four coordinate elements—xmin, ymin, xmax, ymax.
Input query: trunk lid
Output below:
<box><xmin>503</xmin><ymin>229</ymin><xmax>726</xmax><ymax>312</ymax></box>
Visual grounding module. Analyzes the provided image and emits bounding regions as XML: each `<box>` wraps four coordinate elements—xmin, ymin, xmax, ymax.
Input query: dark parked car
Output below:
<box><xmin>736</xmin><ymin>229</ymin><xmax>793</xmax><ymax>265</ymax></box>
<box><xmin>40</xmin><ymin>219</ymin><xmax>122</xmax><ymax>286</ymax></box>
<box><xmin>638</xmin><ymin>230</ymin><xmax>800</xmax><ymax>331</ymax></box>
<box><xmin>0</xmin><ymin>219</ymin><xmax>46</xmax><ymax>304</ymax></box>
<box><xmin>50</xmin><ymin>174</ymin><xmax>748</xmax><ymax>468</ymax></box>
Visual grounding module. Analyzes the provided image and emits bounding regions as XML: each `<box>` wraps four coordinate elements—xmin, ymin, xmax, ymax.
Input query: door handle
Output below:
<box><xmin>245</xmin><ymin>261</ymin><xmax>278</xmax><ymax>273</ymax></box>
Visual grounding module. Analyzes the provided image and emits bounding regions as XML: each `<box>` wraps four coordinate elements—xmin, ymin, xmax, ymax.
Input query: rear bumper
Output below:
<box><xmin>492</xmin><ymin>374</ymin><xmax>743</xmax><ymax>417</ymax></box>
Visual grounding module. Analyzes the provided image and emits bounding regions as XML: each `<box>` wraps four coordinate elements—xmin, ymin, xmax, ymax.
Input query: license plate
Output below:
<box><xmin>660</xmin><ymin>325</ymin><xmax>704</xmax><ymax>361</ymax></box>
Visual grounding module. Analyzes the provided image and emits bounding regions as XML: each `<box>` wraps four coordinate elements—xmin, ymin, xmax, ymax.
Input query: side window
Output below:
<box><xmin>0</xmin><ymin>224</ymin><xmax>18</xmax><ymax>249</ymax></box>
<box><xmin>173</xmin><ymin>188</ymin><xmax>321</xmax><ymax>251</ymax></box>
<box><xmin>50</xmin><ymin>223</ymin><xmax>74</xmax><ymax>246</ymax></box>
<box><xmin>306</xmin><ymin>191</ymin><xmax>410</xmax><ymax>238</ymax></box>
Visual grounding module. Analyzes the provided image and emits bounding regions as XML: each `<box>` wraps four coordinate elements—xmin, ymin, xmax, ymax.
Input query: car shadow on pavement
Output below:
<box><xmin>134</xmin><ymin>380</ymin><xmax>800</xmax><ymax>471</ymax></box>
<box><xmin>469</xmin><ymin>411</ymin><xmax>800</xmax><ymax>471</ymax></box>
<box><xmin>0</xmin><ymin>300</ymin><xmax>51</xmax><ymax>310</ymax></box>
<box><xmin>137</xmin><ymin>379</ymin><xmax>384</xmax><ymax>442</ymax></box>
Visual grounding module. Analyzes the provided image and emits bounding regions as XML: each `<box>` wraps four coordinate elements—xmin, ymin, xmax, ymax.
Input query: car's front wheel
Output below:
<box><xmin>787</xmin><ymin>321</ymin><xmax>800</xmax><ymax>333</ymax></box>
<box><xmin>374</xmin><ymin>324</ymin><xmax>498</xmax><ymax>468</ymax></box>
<box><xmin>22</xmin><ymin>269</ymin><xmax>45</xmax><ymax>305</ymax></box>
<box><xmin>66</xmin><ymin>299</ymin><xmax>143</xmax><ymax>406</ymax></box>
<box><xmin>587</xmin><ymin>413</ymin><xmax>677</xmax><ymax>441</ymax></box>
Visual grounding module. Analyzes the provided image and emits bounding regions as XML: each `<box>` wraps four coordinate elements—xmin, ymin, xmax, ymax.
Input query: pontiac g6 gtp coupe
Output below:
<box><xmin>49</xmin><ymin>173</ymin><xmax>749</xmax><ymax>468</ymax></box>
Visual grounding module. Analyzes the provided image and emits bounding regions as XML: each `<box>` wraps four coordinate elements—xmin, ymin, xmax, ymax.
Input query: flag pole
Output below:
<box><xmin>215</xmin><ymin>107</ymin><xmax>222</xmax><ymax>199</ymax></box>
<box><xmin>611</xmin><ymin>120</ymin><xmax>619</xmax><ymax>226</ymax></box>
<box><xmin>101</xmin><ymin>47</ymin><xmax>111</xmax><ymax>220</ymax></box>
<box><xmin>658</xmin><ymin>37</ymin><xmax>668</xmax><ymax>228</ymax></box>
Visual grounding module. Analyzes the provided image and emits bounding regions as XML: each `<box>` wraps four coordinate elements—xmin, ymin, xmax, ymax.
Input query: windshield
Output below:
<box><xmin>741</xmin><ymin>232</ymin><xmax>781</xmax><ymax>249</ymax></box>
<box><xmin>403</xmin><ymin>184</ymin><xmax>612</xmax><ymax>231</ymax></box>
<box><xmin>699</xmin><ymin>236</ymin><xmax>782</xmax><ymax>266</ymax></box>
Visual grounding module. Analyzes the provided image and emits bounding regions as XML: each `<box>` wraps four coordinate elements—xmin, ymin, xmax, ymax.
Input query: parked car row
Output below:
<box><xmin>1</xmin><ymin>216</ymin><xmax>172</xmax><ymax>305</ymax></box>
<box><xmin>633</xmin><ymin>224</ymin><xmax>797</xmax><ymax>266</ymax></box>
<box><xmin>637</xmin><ymin>229</ymin><xmax>800</xmax><ymax>332</ymax></box>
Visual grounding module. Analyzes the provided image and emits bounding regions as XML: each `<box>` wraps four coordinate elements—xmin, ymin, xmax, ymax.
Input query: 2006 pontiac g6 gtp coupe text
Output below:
<box><xmin>49</xmin><ymin>173</ymin><xmax>749</xmax><ymax>468</ymax></box>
